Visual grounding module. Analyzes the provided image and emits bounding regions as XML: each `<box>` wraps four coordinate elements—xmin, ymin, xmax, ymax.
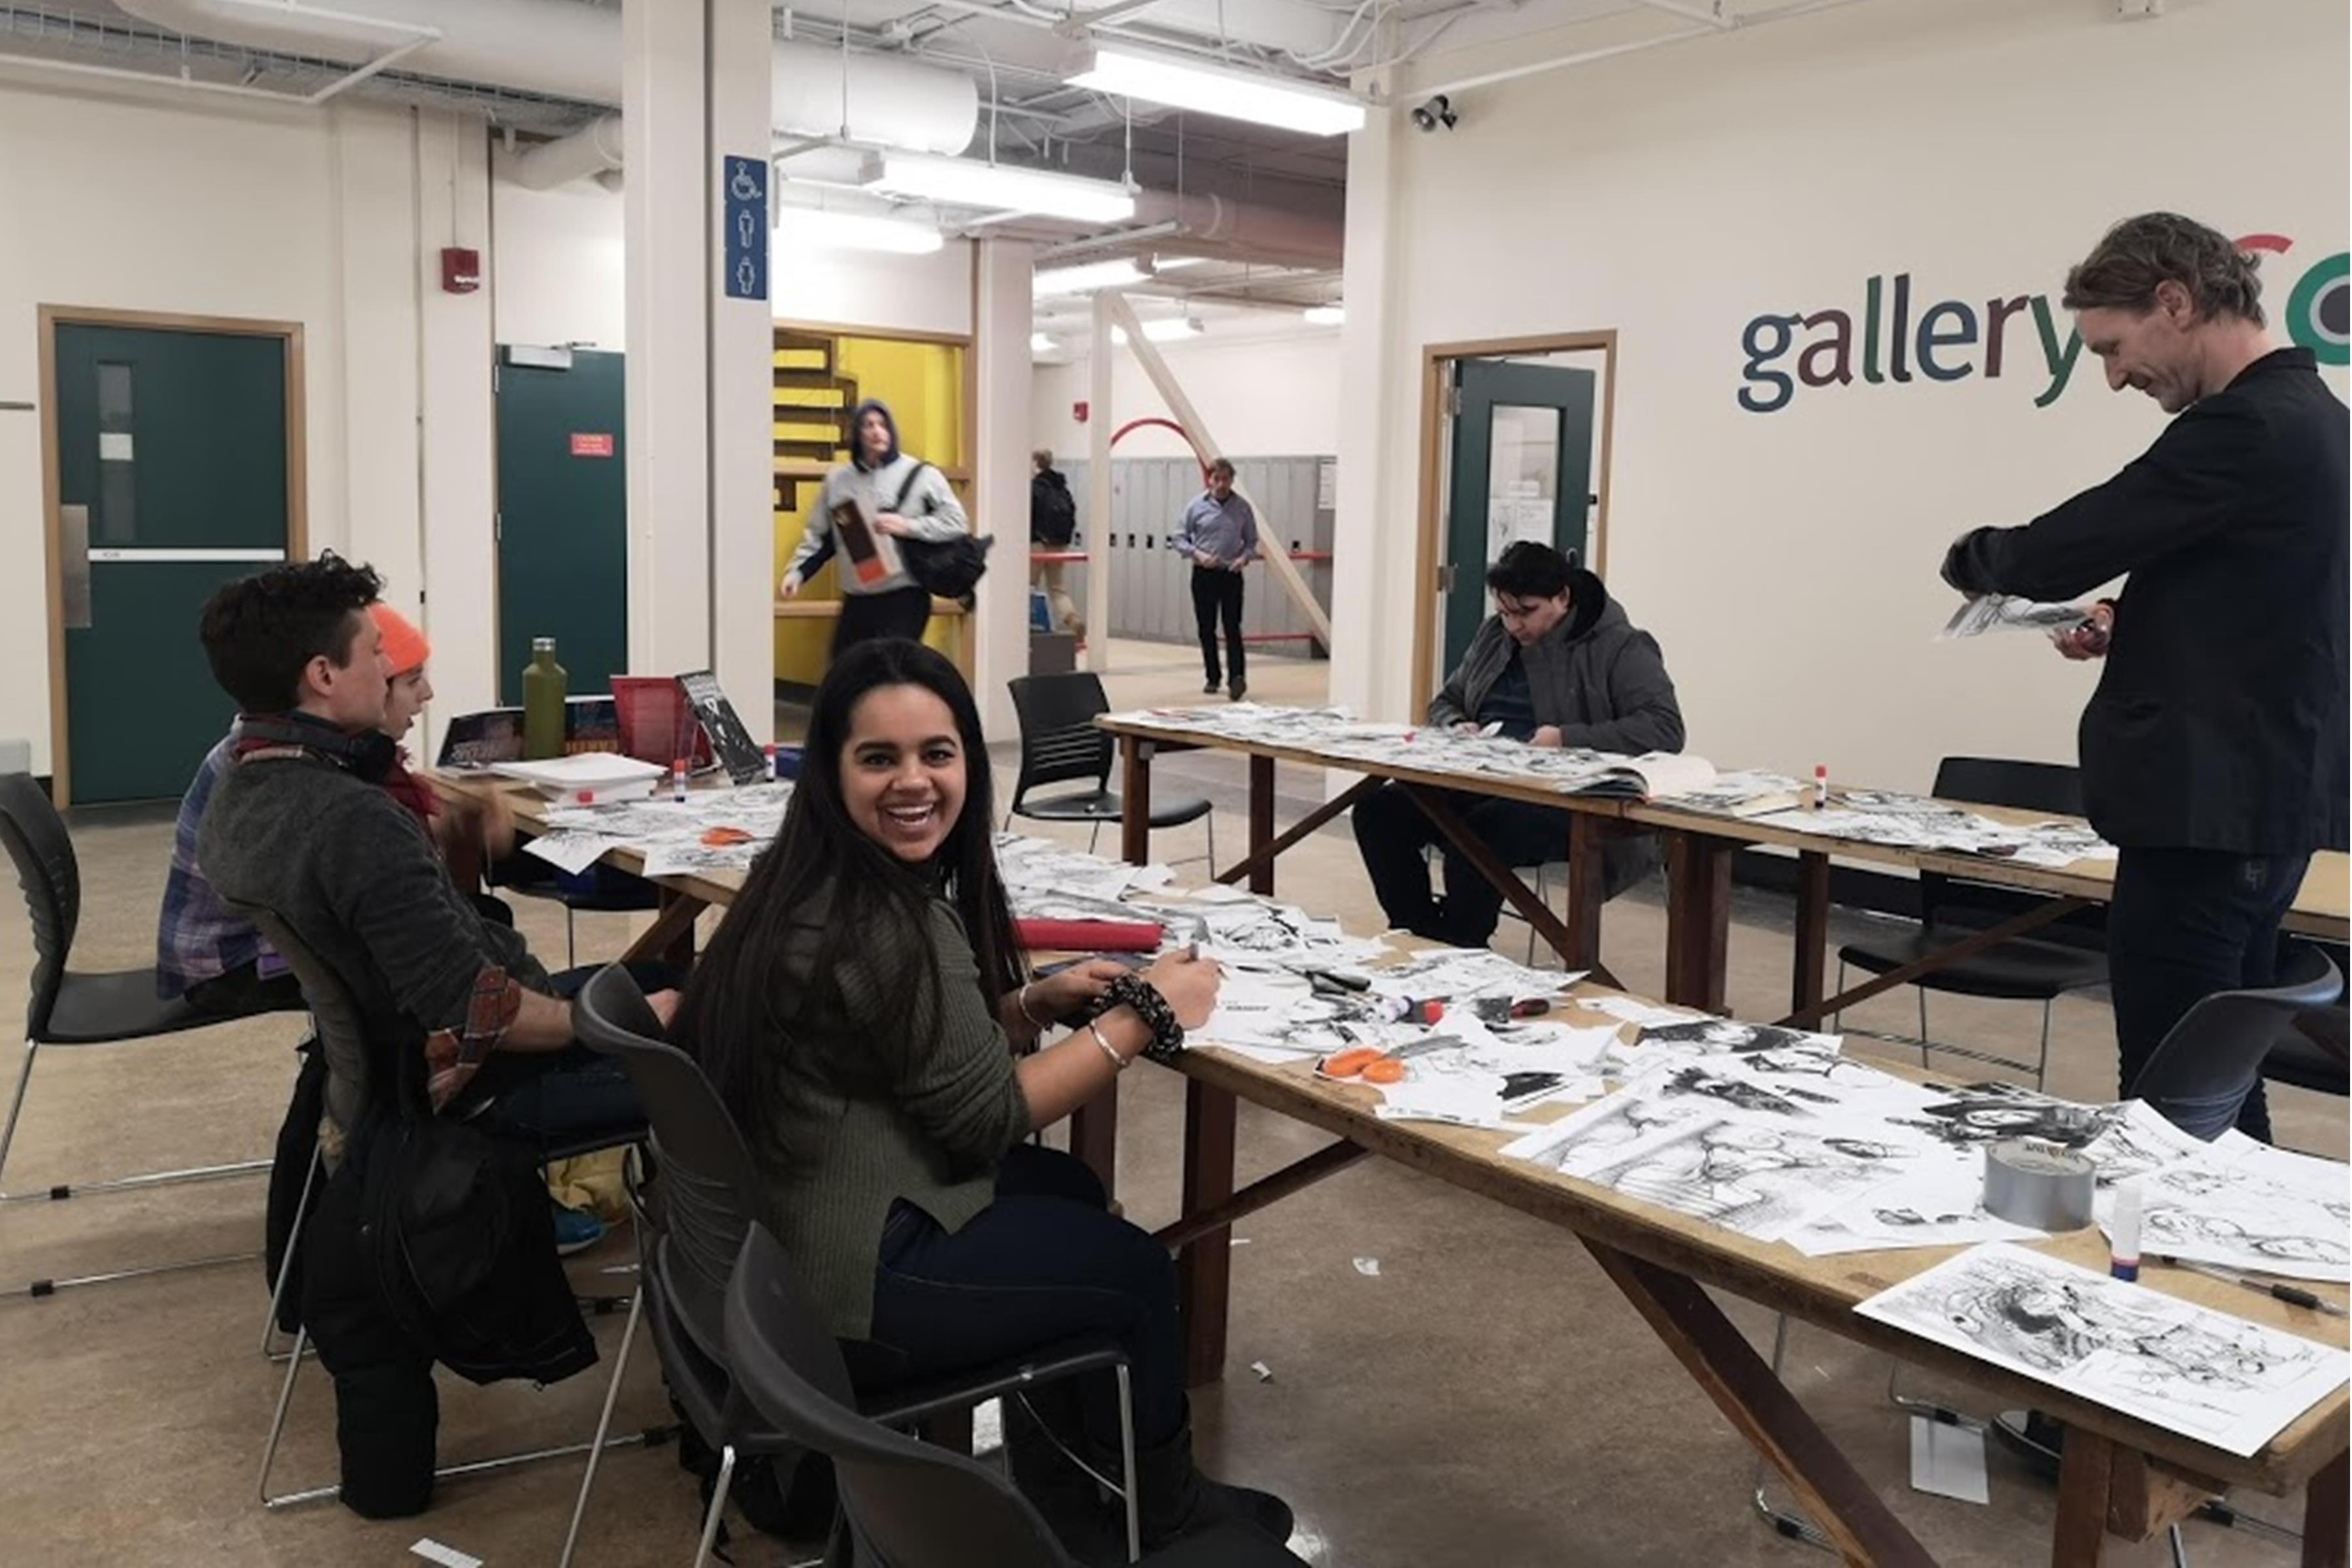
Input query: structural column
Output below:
<box><xmin>624</xmin><ymin>0</ymin><xmax>771</xmax><ymax>719</ymax></box>
<box><xmin>1085</xmin><ymin>292</ymin><xmax>1114</xmax><ymax>672</ymax></box>
<box><xmin>1330</xmin><ymin>87</ymin><xmax>1406</xmax><ymax>725</ymax></box>
<box><xmin>972</xmin><ymin>238</ymin><xmax>1036</xmax><ymax>738</ymax></box>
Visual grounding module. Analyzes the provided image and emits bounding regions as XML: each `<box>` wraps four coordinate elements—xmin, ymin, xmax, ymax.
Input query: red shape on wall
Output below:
<box><xmin>1073</xmin><ymin>400</ymin><xmax>1089</xmax><ymax>423</ymax></box>
<box><xmin>570</xmin><ymin>433</ymin><xmax>615</xmax><ymax>458</ymax></box>
<box><xmin>440</xmin><ymin>246</ymin><xmax>481</xmax><ymax>293</ymax></box>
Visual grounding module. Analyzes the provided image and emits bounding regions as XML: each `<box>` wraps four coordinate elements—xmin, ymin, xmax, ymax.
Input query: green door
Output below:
<box><xmin>496</xmin><ymin>349</ymin><xmax>627</xmax><ymax>704</ymax></box>
<box><xmin>1441</xmin><ymin>358</ymin><xmax>1597</xmax><ymax>674</ymax></box>
<box><xmin>54</xmin><ymin>323</ymin><xmax>291</xmax><ymax>804</ymax></box>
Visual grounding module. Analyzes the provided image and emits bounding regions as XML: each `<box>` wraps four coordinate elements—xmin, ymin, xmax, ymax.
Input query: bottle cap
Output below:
<box><xmin>532</xmin><ymin>636</ymin><xmax>556</xmax><ymax>651</ymax></box>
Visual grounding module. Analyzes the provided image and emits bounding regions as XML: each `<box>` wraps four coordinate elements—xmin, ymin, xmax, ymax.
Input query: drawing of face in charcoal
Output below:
<box><xmin>1662</xmin><ymin>1066</ymin><xmax>1812</xmax><ymax>1117</ymax></box>
<box><xmin>1640</xmin><ymin>1019</ymin><xmax>1825</xmax><ymax>1054</ymax></box>
<box><xmin>1952</xmin><ymin>1275</ymin><xmax>2106</xmax><ymax>1372</ymax></box>
<box><xmin>1897</xmin><ymin>1089</ymin><xmax>2117</xmax><ymax>1149</ymax></box>
<box><xmin>2163</xmin><ymin>1213</ymin><xmax>2352</xmax><ymax>1269</ymax></box>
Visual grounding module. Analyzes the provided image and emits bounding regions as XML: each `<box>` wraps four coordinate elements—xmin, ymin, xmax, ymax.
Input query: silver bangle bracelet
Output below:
<box><xmin>1085</xmin><ymin>1019</ymin><xmax>1128</xmax><ymax>1073</ymax></box>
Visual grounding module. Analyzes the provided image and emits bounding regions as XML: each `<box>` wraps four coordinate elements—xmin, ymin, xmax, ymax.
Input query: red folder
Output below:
<box><xmin>1014</xmin><ymin>919</ymin><xmax>1164</xmax><ymax>953</ymax></box>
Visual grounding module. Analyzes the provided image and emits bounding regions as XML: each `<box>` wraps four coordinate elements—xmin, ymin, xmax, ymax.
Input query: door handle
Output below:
<box><xmin>59</xmin><ymin>504</ymin><xmax>91</xmax><ymax>630</ymax></box>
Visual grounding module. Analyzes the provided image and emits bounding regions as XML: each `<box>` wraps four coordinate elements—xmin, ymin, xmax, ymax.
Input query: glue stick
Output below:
<box><xmin>1812</xmin><ymin>765</ymin><xmax>1828</xmax><ymax>810</ymax></box>
<box><xmin>2110</xmin><ymin>1179</ymin><xmax>2143</xmax><ymax>1282</ymax></box>
<box><xmin>671</xmin><ymin>759</ymin><xmax>689</xmax><ymax>804</ymax></box>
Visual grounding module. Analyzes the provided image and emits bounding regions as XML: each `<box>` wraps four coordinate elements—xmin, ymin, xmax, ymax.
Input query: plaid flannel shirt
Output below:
<box><xmin>154</xmin><ymin>736</ymin><xmax>274</xmax><ymax>999</ymax></box>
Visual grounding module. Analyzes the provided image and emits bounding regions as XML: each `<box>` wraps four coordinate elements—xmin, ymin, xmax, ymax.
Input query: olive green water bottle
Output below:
<box><xmin>522</xmin><ymin>637</ymin><xmax>567</xmax><ymax>760</ymax></box>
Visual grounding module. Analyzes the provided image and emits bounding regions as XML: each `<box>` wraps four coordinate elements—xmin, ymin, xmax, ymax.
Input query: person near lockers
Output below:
<box><xmin>1169</xmin><ymin>457</ymin><xmax>1259</xmax><ymax>700</ymax></box>
<box><xmin>1029</xmin><ymin>448</ymin><xmax>1086</xmax><ymax>640</ymax></box>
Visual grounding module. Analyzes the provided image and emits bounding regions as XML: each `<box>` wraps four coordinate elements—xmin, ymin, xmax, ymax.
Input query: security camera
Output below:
<box><xmin>1411</xmin><ymin>95</ymin><xmax>1456</xmax><ymax>133</ymax></box>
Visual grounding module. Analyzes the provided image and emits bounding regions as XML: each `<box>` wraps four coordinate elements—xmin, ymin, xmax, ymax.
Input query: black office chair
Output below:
<box><xmin>1834</xmin><ymin>758</ymin><xmax>2108</xmax><ymax>1086</ymax></box>
<box><xmin>725</xmin><ymin>1224</ymin><xmax>1303</xmax><ymax>1568</ymax></box>
<box><xmin>2127</xmin><ymin>942</ymin><xmax>2344</xmax><ymax>1139</ymax></box>
<box><xmin>566</xmin><ymin>966</ymin><xmax>1141</xmax><ymax>1567</ymax></box>
<box><xmin>0</xmin><ymin>771</ymin><xmax>278</xmax><ymax>1298</ymax></box>
<box><xmin>1007</xmin><ymin>674</ymin><xmax>1215</xmax><ymax>866</ymax></box>
<box><xmin>242</xmin><ymin>907</ymin><xmax>653</xmax><ymax>1511</ymax></box>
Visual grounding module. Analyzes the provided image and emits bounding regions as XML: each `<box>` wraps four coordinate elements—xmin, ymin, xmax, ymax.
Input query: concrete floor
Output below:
<box><xmin>1</xmin><ymin>639</ymin><xmax>2340</xmax><ymax>1565</ymax></box>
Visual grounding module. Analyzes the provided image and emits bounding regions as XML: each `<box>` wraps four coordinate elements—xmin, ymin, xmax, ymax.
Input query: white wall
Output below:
<box><xmin>493</xmin><ymin>176</ymin><xmax>628</xmax><ymax>351</ymax></box>
<box><xmin>1340</xmin><ymin>0</ymin><xmax>2350</xmax><ymax>798</ymax></box>
<box><xmin>0</xmin><ymin>78</ymin><xmax>498</xmax><ymax>775</ymax></box>
<box><xmin>1030</xmin><ymin>329</ymin><xmax>1344</xmax><ymax>460</ymax></box>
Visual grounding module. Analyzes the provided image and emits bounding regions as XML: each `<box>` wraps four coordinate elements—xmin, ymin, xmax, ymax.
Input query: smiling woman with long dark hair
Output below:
<box><xmin>672</xmin><ymin>638</ymin><xmax>1295</xmax><ymax>1560</ymax></box>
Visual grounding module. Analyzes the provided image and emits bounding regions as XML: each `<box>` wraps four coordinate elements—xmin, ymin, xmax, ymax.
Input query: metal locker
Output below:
<box><xmin>1156</xmin><ymin>459</ymin><xmax>1186</xmax><ymax>645</ymax></box>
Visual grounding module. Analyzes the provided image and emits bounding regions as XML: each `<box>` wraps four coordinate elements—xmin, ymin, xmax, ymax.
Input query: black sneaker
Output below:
<box><xmin>1228</xmin><ymin>680</ymin><xmax>1247</xmax><ymax>702</ymax></box>
<box><xmin>1203</xmin><ymin>679</ymin><xmax>1220</xmax><ymax>695</ymax></box>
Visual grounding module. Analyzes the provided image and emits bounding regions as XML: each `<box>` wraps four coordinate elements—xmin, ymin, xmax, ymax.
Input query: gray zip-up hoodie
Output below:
<box><xmin>1428</xmin><ymin>569</ymin><xmax>1686</xmax><ymax>754</ymax></box>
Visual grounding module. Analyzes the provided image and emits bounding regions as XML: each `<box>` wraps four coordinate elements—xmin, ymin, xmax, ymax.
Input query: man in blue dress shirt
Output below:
<box><xmin>1171</xmin><ymin>457</ymin><xmax>1260</xmax><ymax>700</ymax></box>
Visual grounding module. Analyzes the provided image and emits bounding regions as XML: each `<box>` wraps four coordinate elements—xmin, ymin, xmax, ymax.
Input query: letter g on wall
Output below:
<box><xmin>1739</xmin><ymin>313</ymin><xmax>1801</xmax><ymax>414</ymax></box>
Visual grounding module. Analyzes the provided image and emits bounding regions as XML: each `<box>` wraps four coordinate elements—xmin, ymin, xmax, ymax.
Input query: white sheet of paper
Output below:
<box><xmin>1908</xmin><ymin>1415</ymin><xmax>1991</xmax><ymax>1504</ymax></box>
<box><xmin>522</xmin><ymin>830</ymin><xmax>622</xmax><ymax>876</ymax></box>
<box><xmin>1856</xmin><ymin>1243</ymin><xmax>2351</xmax><ymax>1458</ymax></box>
<box><xmin>1581</xmin><ymin>995</ymin><xmax>1703</xmax><ymax>1028</ymax></box>
<box><xmin>2113</xmin><ymin>1143</ymin><xmax>2351</xmax><ymax>1284</ymax></box>
<box><xmin>409</xmin><ymin>1541</ymin><xmax>484</xmax><ymax>1568</ymax></box>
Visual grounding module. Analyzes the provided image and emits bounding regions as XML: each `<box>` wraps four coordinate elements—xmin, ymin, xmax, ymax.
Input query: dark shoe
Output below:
<box><xmin>1007</xmin><ymin>1390</ymin><xmax>1126</xmax><ymax>1563</ymax></box>
<box><xmin>1203</xmin><ymin>679</ymin><xmax>1221</xmax><ymax>694</ymax></box>
<box><xmin>1129</xmin><ymin>1422</ymin><xmax>1293</xmax><ymax>1551</ymax></box>
<box><xmin>1228</xmin><ymin>681</ymin><xmax>1247</xmax><ymax>702</ymax></box>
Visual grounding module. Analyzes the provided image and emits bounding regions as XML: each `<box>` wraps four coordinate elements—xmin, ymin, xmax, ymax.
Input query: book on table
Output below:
<box><xmin>1649</xmin><ymin>768</ymin><xmax>1808</xmax><ymax>817</ymax></box>
<box><xmin>1556</xmin><ymin>751</ymin><xmax>1724</xmax><ymax>803</ymax></box>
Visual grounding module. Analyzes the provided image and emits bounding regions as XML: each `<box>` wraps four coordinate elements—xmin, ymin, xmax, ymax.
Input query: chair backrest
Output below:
<box><xmin>572</xmin><ymin>964</ymin><xmax>768</xmax><ymax>1364</ymax></box>
<box><xmin>723</xmin><ymin>1224</ymin><xmax>1079</xmax><ymax>1568</ymax></box>
<box><xmin>1923</xmin><ymin>757</ymin><xmax>2102</xmax><ymax>942</ymax></box>
<box><xmin>231</xmin><ymin>902</ymin><xmax>374</xmax><ymax>1151</ymax></box>
<box><xmin>2129</xmin><ymin>941</ymin><xmax>2345</xmax><ymax>1139</ymax></box>
<box><xmin>0</xmin><ymin>772</ymin><xmax>79</xmax><ymax>1041</ymax></box>
<box><xmin>1007</xmin><ymin>673</ymin><xmax>1114</xmax><ymax>808</ymax></box>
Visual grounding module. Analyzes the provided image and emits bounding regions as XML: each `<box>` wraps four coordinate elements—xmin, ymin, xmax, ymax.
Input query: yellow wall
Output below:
<box><xmin>774</xmin><ymin>332</ymin><xmax>970</xmax><ymax>686</ymax></box>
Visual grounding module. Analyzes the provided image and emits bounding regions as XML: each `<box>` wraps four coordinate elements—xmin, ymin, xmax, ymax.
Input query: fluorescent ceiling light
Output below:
<box><xmin>779</xmin><ymin>208</ymin><xmax>943</xmax><ymax>255</ymax></box>
<box><xmin>1034</xmin><ymin>258</ymin><xmax>1151</xmax><ymax>297</ymax></box>
<box><xmin>1303</xmin><ymin>304</ymin><xmax>1345</xmax><ymax>325</ymax></box>
<box><xmin>1031</xmin><ymin>333</ymin><xmax>1059</xmax><ymax>354</ymax></box>
<box><xmin>1111</xmin><ymin>317</ymin><xmax>1203</xmax><ymax>345</ymax></box>
<box><xmin>1069</xmin><ymin>44</ymin><xmax>1367</xmax><ymax>137</ymax></box>
<box><xmin>860</xmin><ymin>152</ymin><xmax>1134</xmax><ymax>223</ymax></box>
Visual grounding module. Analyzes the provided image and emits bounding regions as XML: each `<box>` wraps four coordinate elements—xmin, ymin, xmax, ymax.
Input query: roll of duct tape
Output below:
<box><xmin>1983</xmin><ymin>1139</ymin><xmax>2096</xmax><ymax>1230</ymax></box>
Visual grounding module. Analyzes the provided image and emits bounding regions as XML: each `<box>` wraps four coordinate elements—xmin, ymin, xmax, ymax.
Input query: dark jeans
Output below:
<box><xmin>2109</xmin><ymin>845</ymin><xmax>2310</xmax><ymax>1141</ymax></box>
<box><xmin>1190</xmin><ymin>566</ymin><xmax>1246</xmax><ymax>689</ymax></box>
<box><xmin>1351</xmin><ymin>780</ymin><xmax>1575</xmax><ymax>945</ymax></box>
<box><xmin>833</xmin><ymin>585</ymin><xmax>933</xmax><ymax>657</ymax></box>
<box><xmin>448</xmin><ymin>962</ymin><xmax>674</xmax><ymax>1152</ymax></box>
<box><xmin>184</xmin><ymin>961</ymin><xmax>307</xmax><ymax>1018</ymax></box>
<box><xmin>845</xmin><ymin>1143</ymin><xmax>1186</xmax><ymax>1451</ymax></box>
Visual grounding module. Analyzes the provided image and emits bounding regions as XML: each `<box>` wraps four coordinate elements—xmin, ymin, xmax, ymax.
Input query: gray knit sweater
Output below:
<box><xmin>751</xmin><ymin>894</ymin><xmax>1033</xmax><ymax>1340</ymax></box>
<box><xmin>197</xmin><ymin>738</ymin><xmax>549</xmax><ymax>1109</ymax></box>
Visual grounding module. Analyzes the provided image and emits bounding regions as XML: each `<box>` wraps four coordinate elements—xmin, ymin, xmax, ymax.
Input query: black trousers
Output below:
<box><xmin>1350</xmin><ymin>781</ymin><xmax>1573</xmax><ymax>946</ymax></box>
<box><xmin>844</xmin><ymin>1144</ymin><xmax>1186</xmax><ymax>1452</ymax></box>
<box><xmin>2108</xmin><ymin>845</ymin><xmax>2310</xmax><ymax>1141</ymax></box>
<box><xmin>832</xmin><ymin>585</ymin><xmax>932</xmax><ymax>658</ymax></box>
<box><xmin>1189</xmin><ymin>566</ymin><xmax>1246</xmax><ymax>689</ymax></box>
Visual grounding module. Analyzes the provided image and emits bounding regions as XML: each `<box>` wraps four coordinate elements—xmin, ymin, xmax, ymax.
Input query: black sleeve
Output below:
<box><xmin>1941</xmin><ymin>399</ymin><xmax>2271</xmax><ymax>601</ymax></box>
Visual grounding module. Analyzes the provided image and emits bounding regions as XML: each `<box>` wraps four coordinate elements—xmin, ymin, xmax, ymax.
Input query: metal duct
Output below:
<box><xmin>1130</xmin><ymin>191</ymin><xmax>1342</xmax><ymax>270</ymax></box>
<box><xmin>512</xmin><ymin>112</ymin><xmax>623</xmax><ymax>191</ymax></box>
<box><xmin>114</xmin><ymin>0</ymin><xmax>979</xmax><ymax>156</ymax></box>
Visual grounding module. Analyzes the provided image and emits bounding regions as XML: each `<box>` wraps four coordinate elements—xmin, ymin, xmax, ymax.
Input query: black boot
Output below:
<box><xmin>1129</xmin><ymin>1422</ymin><xmax>1293</xmax><ymax>1551</ymax></box>
<box><xmin>1007</xmin><ymin>1388</ymin><xmax>1127</xmax><ymax>1565</ymax></box>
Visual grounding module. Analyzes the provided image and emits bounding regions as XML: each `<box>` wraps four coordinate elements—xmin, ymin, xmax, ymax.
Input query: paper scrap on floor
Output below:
<box><xmin>1908</xmin><ymin>1414</ymin><xmax>1990</xmax><ymax>1505</ymax></box>
<box><xmin>1856</xmin><ymin>1243</ymin><xmax>2351</xmax><ymax>1457</ymax></box>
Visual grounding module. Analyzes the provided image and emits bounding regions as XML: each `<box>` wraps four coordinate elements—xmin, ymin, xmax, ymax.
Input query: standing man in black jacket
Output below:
<box><xmin>1030</xmin><ymin>448</ymin><xmax>1085</xmax><ymax>638</ymax></box>
<box><xmin>1942</xmin><ymin>212</ymin><xmax>2348</xmax><ymax>1139</ymax></box>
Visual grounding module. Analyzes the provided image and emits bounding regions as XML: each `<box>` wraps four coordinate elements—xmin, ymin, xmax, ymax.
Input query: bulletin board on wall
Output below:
<box><xmin>772</xmin><ymin>321</ymin><xmax>977</xmax><ymax>691</ymax></box>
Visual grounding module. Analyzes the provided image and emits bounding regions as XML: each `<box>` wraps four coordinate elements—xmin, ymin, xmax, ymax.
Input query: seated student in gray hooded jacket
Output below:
<box><xmin>1350</xmin><ymin>540</ymin><xmax>1685</xmax><ymax>946</ymax></box>
<box><xmin>779</xmin><ymin>397</ymin><xmax>970</xmax><ymax>657</ymax></box>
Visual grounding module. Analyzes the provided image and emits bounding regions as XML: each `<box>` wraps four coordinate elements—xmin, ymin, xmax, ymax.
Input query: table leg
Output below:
<box><xmin>1120</xmin><ymin>738</ymin><xmax>1153</xmax><ymax>866</ymax></box>
<box><xmin>1663</xmin><ymin>832</ymin><xmax>1733</xmax><ymax>1011</ymax></box>
<box><xmin>1561</xmin><ymin>815</ymin><xmax>1607</xmax><ymax>975</ymax></box>
<box><xmin>1792</xmin><ymin>850</ymin><xmax>1829</xmax><ymax>1019</ymax></box>
<box><xmin>2304</xmin><ymin>1450</ymin><xmax>2348</xmax><ymax>1568</ymax></box>
<box><xmin>1581</xmin><ymin>1239</ymin><xmax>1933</xmax><ymax>1568</ymax></box>
<box><xmin>618</xmin><ymin>891</ymin><xmax>706</xmax><ymax>968</ymax></box>
<box><xmin>1248</xmin><ymin>755</ymin><xmax>1275</xmax><ymax>898</ymax></box>
<box><xmin>2052</xmin><ymin>1425</ymin><xmax>2115</xmax><ymax>1567</ymax></box>
<box><xmin>1177</xmin><ymin>1080</ymin><xmax>1238</xmax><ymax>1387</ymax></box>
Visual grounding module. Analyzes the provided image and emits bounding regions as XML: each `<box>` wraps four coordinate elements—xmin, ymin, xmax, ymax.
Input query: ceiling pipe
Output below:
<box><xmin>512</xmin><ymin>112</ymin><xmax>623</xmax><ymax>191</ymax></box>
<box><xmin>115</xmin><ymin>0</ymin><xmax>982</xmax><ymax>159</ymax></box>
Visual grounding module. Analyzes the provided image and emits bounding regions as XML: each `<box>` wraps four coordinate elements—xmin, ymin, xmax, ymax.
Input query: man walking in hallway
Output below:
<box><xmin>1171</xmin><ymin>457</ymin><xmax>1259</xmax><ymax>699</ymax></box>
<box><xmin>1029</xmin><ymin>448</ymin><xmax>1085</xmax><ymax>639</ymax></box>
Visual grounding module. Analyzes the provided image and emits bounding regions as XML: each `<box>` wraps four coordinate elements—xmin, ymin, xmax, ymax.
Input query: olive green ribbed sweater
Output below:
<box><xmin>752</xmin><ymin>894</ymin><xmax>1033</xmax><ymax>1341</ymax></box>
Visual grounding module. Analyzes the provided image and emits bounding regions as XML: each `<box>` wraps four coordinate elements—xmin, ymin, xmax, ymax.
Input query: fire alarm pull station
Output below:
<box><xmin>441</xmin><ymin>248</ymin><xmax>482</xmax><ymax>294</ymax></box>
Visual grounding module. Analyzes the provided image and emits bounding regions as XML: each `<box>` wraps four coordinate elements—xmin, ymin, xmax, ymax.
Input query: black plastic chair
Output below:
<box><xmin>725</xmin><ymin>1223</ymin><xmax>1302</xmax><ymax>1568</ymax></box>
<box><xmin>1007</xmin><ymin>674</ymin><xmax>1215</xmax><ymax>864</ymax></box>
<box><xmin>0</xmin><ymin>770</ymin><xmax>276</xmax><ymax>1298</ymax></box>
<box><xmin>1834</xmin><ymin>758</ymin><xmax>2109</xmax><ymax>1085</ymax></box>
<box><xmin>241</xmin><ymin>907</ymin><xmax>652</xmax><ymax>1511</ymax></box>
<box><xmin>2127</xmin><ymin>942</ymin><xmax>2344</xmax><ymax>1139</ymax></box>
<box><xmin>566</xmin><ymin>965</ymin><xmax>1139</xmax><ymax>1567</ymax></box>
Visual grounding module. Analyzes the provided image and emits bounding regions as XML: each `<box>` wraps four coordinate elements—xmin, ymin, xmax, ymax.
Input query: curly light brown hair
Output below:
<box><xmin>2063</xmin><ymin>212</ymin><xmax>2266</xmax><ymax>326</ymax></box>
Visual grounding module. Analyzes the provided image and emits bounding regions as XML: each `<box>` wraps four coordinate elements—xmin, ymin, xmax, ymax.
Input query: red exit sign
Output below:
<box><xmin>570</xmin><ymin>433</ymin><xmax>615</xmax><ymax>458</ymax></box>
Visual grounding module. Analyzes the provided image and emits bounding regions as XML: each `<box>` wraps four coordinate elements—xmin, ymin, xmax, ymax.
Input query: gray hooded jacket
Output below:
<box><xmin>1428</xmin><ymin>570</ymin><xmax>1685</xmax><ymax>754</ymax></box>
